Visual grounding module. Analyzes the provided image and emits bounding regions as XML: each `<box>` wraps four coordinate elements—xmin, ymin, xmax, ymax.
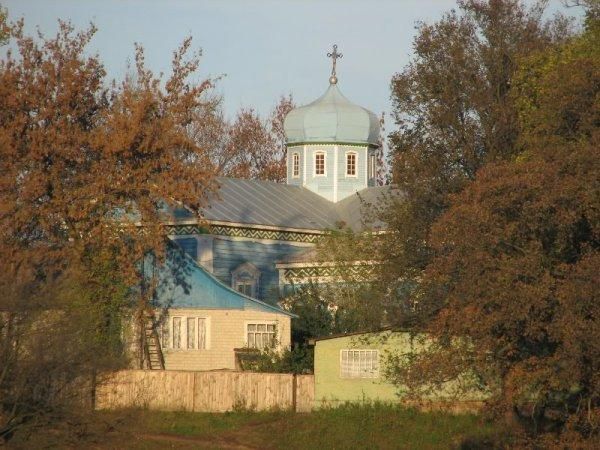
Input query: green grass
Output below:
<box><xmin>11</xmin><ymin>403</ymin><xmax>504</xmax><ymax>449</ymax></box>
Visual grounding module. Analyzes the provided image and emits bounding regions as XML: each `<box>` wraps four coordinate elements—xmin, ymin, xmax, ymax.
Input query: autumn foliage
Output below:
<box><xmin>388</xmin><ymin>8</ymin><xmax>600</xmax><ymax>444</ymax></box>
<box><xmin>0</xmin><ymin>19</ymin><xmax>219</xmax><ymax>439</ymax></box>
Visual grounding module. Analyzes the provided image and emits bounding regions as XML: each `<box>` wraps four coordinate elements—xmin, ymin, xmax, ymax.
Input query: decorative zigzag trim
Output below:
<box><xmin>166</xmin><ymin>224</ymin><xmax>321</xmax><ymax>243</ymax></box>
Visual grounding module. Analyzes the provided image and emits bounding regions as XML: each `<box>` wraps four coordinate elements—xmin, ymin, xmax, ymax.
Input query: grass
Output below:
<box><xmin>9</xmin><ymin>403</ymin><xmax>503</xmax><ymax>449</ymax></box>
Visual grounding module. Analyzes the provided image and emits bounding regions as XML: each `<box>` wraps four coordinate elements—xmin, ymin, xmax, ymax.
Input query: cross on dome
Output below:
<box><xmin>327</xmin><ymin>44</ymin><xmax>343</xmax><ymax>84</ymax></box>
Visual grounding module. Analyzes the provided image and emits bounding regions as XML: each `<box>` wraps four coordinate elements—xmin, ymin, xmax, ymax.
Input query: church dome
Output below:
<box><xmin>284</xmin><ymin>82</ymin><xmax>380</xmax><ymax>147</ymax></box>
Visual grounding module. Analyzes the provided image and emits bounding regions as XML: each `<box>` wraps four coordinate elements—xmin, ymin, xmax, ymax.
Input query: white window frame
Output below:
<box><xmin>369</xmin><ymin>154</ymin><xmax>376</xmax><ymax>179</ymax></box>
<box><xmin>162</xmin><ymin>315</ymin><xmax>210</xmax><ymax>351</ymax></box>
<box><xmin>340</xmin><ymin>349</ymin><xmax>379</xmax><ymax>379</ymax></box>
<box><xmin>314</xmin><ymin>151</ymin><xmax>326</xmax><ymax>177</ymax></box>
<box><xmin>292</xmin><ymin>152</ymin><xmax>300</xmax><ymax>178</ymax></box>
<box><xmin>345</xmin><ymin>151</ymin><xmax>357</xmax><ymax>177</ymax></box>
<box><xmin>244</xmin><ymin>320</ymin><xmax>278</xmax><ymax>350</ymax></box>
<box><xmin>231</xmin><ymin>262</ymin><xmax>260</xmax><ymax>298</ymax></box>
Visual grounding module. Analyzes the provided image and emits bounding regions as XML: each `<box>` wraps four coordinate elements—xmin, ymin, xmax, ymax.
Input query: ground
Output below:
<box><xmin>8</xmin><ymin>404</ymin><xmax>504</xmax><ymax>449</ymax></box>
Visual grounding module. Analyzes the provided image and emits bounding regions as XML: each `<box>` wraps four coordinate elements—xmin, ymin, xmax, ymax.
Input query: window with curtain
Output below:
<box><xmin>247</xmin><ymin>323</ymin><xmax>276</xmax><ymax>349</ymax></box>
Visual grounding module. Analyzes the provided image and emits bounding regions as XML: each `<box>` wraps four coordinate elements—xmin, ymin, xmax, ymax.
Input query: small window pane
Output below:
<box><xmin>257</xmin><ymin>324</ymin><xmax>266</xmax><ymax>332</ymax></box>
<box><xmin>198</xmin><ymin>318</ymin><xmax>206</xmax><ymax>350</ymax></box>
<box><xmin>247</xmin><ymin>324</ymin><xmax>256</xmax><ymax>332</ymax></box>
<box><xmin>172</xmin><ymin>317</ymin><xmax>182</xmax><ymax>349</ymax></box>
<box><xmin>187</xmin><ymin>318</ymin><xmax>196</xmax><ymax>349</ymax></box>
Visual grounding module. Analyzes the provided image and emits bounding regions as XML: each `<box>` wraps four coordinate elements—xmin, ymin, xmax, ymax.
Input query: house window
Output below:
<box><xmin>172</xmin><ymin>317</ymin><xmax>182</xmax><ymax>349</ymax></box>
<box><xmin>292</xmin><ymin>153</ymin><xmax>300</xmax><ymax>178</ymax></box>
<box><xmin>369</xmin><ymin>154</ymin><xmax>376</xmax><ymax>179</ymax></box>
<box><xmin>237</xmin><ymin>283</ymin><xmax>253</xmax><ymax>297</ymax></box>
<box><xmin>247</xmin><ymin>323</ymin><xmax>276</xmax><ymax>349</ymax></box>
<box><xmin>315</xmin><ymin>152</ymin><xmax>325</xmax><ymax>176</ymax></box>
<box><xmin>231</xmin><ymin>262</ymin><xmax>260</xmax><ymax>298</ymax></box>
<box><xmin>163</xmin><ymin>316</ymin><xmax>208</xmax><ymax>350</ymax></box>
<box><xmin>340</xmin><ymin>349</ymin><xmax>379</xmax><ymax>378</ymax></box>
<box><xmin>346</xmin><ymin>152</ymin><xmax>357</xmax><ymax>176</ymax></box>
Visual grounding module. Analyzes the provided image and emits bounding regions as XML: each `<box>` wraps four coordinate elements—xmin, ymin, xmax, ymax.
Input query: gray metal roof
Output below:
<box><xmin>284</xmin><ymin>83</ymin><xmax>380</xmax><ymax>146</ymax></box>
<box><xmin>174</xmin><ymin>177</ymin><xmax>399</xmax><ymax>232</ymax></box>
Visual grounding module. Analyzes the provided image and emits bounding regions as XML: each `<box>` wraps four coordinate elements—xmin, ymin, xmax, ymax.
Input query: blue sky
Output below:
<box><xmin>2</xmin><ymin>0</ymin><xmax>580</xmax><ymax>121</ymax></box>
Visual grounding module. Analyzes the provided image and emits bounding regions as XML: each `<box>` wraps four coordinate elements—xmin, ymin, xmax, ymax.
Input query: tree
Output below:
<box><xmin>388</xmin><ymin>14</ymin><xmax>599</xmax><ymax>443</ymax></box>
<box><xmin>0</xmin><ymin>19</ymin><xmax>218</xmax><ymax>440</ymax></box>
<box><xmin>378</xmin><ymin>0</ymin><xmax>572</xmax><ymax>320</ymax></box>
<box><xmin>224</xmin><ymin>95</ymin><xmax>294</xmax><ymax>182</ymax></box>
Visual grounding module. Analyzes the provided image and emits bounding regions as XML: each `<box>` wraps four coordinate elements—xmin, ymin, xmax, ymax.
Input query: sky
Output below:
<box><xmin>2</xmin><ymin>0</ymin><xmax>582</xmax><ymax>121</ymax></box>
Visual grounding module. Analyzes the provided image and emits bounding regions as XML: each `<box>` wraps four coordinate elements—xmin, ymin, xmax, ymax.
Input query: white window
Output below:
<box><xmin>340</xmin><ymin>349</ymin><xmax>379</xmax><ymax>378</ymax></box>
<box><xmin>247</xmin><ymin>323</ymin><xmax>276</xmax><ymax>349</ymax></box>
<box><xmin>346</xmin><ymin>152</ymin><xmax>357</xmax><ymax>176</ymax></box>
<box><xmin>231</xmin><ymin>262</ymin><xmax>260</xmax><ymax>298</ymax></box>
<box><xmin>162</xmin><ymin>316</ymin><xmax>208</xmax><ymax>350</ymax></box>
<box><xmin>314</xmin><ymin>152</ymin><xmax>325</xmax><ymax>176</ymax></box>
<box><xmin>172</xmin><ymin>317</ymin><xmax>182</xmax><ymax>349</ymax></box>
<box><xmin>369</xmin><ymin>154</ymin><xmax>376</xmax><ymax>179</ymax></box>
<box><xmin>236</xmin><ymin>282</ymin><xmax>253</xmax><ymax>297</ymax></box>
<box><xmin>292</xmin><ymin>153</ymin><xmax>300</xmax><ymax>178</ymax></box>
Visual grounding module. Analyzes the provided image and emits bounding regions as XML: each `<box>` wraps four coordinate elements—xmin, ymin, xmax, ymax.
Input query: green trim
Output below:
<box><xmin>286</xmin><ymin>141</ymin><xmax>380</xmax><ymax>149</ymax></box>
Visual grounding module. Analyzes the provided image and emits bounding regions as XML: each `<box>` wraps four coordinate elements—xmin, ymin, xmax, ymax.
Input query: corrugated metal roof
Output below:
<box><xmin>154</xmin><ymin>242</ymin><xmax>295</xmax><ymax>317</ymax></box>
<box><xmin>174</xmin><ymin>178</ymin><xmax>399</xmax><ymax>232</ymax></box>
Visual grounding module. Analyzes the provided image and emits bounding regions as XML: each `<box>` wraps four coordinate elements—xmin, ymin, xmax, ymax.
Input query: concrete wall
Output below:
<box><xmin>314</xmin><ymin>332</ymin><xmax>489</xmax><ymax>408</ymax></box>
<box><xmin>159</xmin><ymin>308</ymin><xmax>291</xmax><ymax>371</ymax></box>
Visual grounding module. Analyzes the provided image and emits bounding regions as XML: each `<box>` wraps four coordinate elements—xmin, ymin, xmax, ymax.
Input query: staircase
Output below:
<box><xmin>143</xmin><ymin>314</ymin><xmax>165</xmax><ymax>370</ymax></box>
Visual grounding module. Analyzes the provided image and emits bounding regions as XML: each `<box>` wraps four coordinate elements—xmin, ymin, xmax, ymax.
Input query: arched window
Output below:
<box><xmin>292</xmin><ymin>152</ymin><xmax>300</xmax><ymax>178</ymax></box>
<box><xmin>314</xmin><ymin>152</ymin><xmax>326</xmax><ymax>176</ymax></box>
<box><xmin>346</xmin><ymin>152</ymin><xmax>357</xmax><ymax>177</ymax></box>
<box><xmin>231</xmin><ymin>262</ymin><xmax>260</xmax><ymax>298</ymax></box>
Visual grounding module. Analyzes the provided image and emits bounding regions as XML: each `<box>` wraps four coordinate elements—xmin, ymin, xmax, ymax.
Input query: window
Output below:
<box><xmin>346</xmin><ymin>152</ymin><xmax>357</xmax><ymax>176</ymax></box>
<box><xmin>340</xmin><ymin>349</ymin><xmax>379</xmax><ymax>378</ymax></box>
<box><xmin>315</xmin><ymin>152</ymin><xmax>325</xmax><ymax>176</ymax></box>
<box><xmin>172</xmin><ymin>317</ymin><xmax>182</xmax><ymax>349</ymax></box>
<box><xmin>247</xmin><ymin>323</ymin><xmax>276</xmax><ymax>349</ymax></box>
<box><xmin>187</xmin><ymin>317</ymin><xmax>196</xmax><ymax>349</ymax></box>
<box><xmin>292</xmin><ymin>153</ymin><xmax>300</xmax><ymax>178</ymax></box>
<box><xmin>369</xmin><ymin>154</ymin><xmax>376</xmax><ymax>179</ymax></box>
<box><xmin>231</xmin><ymin>262</ymin><xmax>260</xmax><ymax>298</ymax></box>
<box><xmin>236</xmin><ymin>283</ymin><xmax>253</xmax><ymax>297</ymax></box>
<box><xmin>162</xmin><ymin>316</ymin><xmax>208</xmax><ymax>350</ymax></box>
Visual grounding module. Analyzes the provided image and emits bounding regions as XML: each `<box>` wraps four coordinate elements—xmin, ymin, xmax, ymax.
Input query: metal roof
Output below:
<box><xmin>154</xmin><ymin>242</ymin><xmax>296</xmax><ymax>317</ymax></box>
<box><xmin>174</xmin><ymin>178</ymin><xmax>399</xmax><ymax>232</ymax></box>
<box><xmin>284</xmin><ymin>83</ymin><xmax>380</xmax><ymax>146</ymax></box>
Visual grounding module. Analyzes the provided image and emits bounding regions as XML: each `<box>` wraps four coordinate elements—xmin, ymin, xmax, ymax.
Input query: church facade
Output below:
<box><xmin>147</xmin><ymin>54</ymin><xmax>393</xmax><ymax>371</ymax></box>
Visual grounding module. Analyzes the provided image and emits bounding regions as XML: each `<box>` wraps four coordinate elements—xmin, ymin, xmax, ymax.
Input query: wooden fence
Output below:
<box><xmin>95</xmin><ymin>370</ymin><xmax>314</xmax><ymax>413</ymax></box>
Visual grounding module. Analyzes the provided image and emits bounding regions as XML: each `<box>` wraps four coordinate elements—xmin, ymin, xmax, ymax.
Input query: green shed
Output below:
<box><xmin>311</xmin><ymin>331</ymin><xmax>489</xmax><ymax>410</ymax></box>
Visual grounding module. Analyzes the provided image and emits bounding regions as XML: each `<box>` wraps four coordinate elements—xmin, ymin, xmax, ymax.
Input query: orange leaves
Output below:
<box><xmin>0</xmin><ymin>20</ymin><xmax>218</xmax><ymax>285</ymax></box>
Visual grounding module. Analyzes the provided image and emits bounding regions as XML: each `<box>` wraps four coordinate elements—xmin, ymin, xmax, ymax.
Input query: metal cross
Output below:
<box><xmin>327</xmin><ymin>44</ymin><xmax>343</xmax><ymax>78</ymax></box>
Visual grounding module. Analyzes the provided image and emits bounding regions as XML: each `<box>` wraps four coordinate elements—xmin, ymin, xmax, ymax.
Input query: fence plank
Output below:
<box><xmin>96</xmin><ymin>370</ymin><xmax>311</xmax><ymax>412</ymax></box>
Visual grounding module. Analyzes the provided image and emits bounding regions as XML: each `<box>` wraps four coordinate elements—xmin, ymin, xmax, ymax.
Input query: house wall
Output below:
<box><xmin>314</xmin><ymin>332</ymin><xmax>489</xmax><ymax>408</ymax></box>
<box><xmin>159</xmin><ymin>308</ymin><xmax>291</xmax><ymax>371</ymax></box>
<box><xmin>292</xmin><ymin>144</ymin><xmax>370</xmax><ymax>202</ymax></box>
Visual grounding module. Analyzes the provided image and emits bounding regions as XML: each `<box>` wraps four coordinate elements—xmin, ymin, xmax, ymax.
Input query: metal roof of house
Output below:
<box><xmin>173</xmin><ymin>177</ymin><xmax>399</xmax><ymax>233</ymax></box>
<box><xmin>154</xmin><ymin>243</ymin><xmax>295</xmax><ymax>317</ymax></box>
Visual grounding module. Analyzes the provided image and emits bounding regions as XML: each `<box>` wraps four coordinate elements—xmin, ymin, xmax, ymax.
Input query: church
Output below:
<box><xmin>146</xmin><ymin>47</ymin><xmax>394</xmax><ymax>371</ymax></box>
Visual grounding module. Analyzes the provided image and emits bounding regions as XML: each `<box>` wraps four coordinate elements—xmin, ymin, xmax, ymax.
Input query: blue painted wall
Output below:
<box><xmin>212</xmin><ymin>237</ymin><xmax>309</xmax><ymax>304</ymax></box>
<box><xmin>171</xmin><ymin>235</ymin><xmax>311</xmax><ymax>305</ymax></box>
